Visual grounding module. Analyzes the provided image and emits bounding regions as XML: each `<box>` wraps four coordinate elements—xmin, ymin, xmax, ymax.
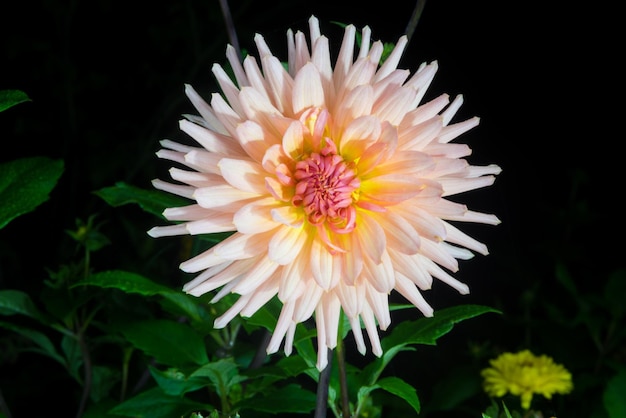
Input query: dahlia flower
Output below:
<box><xmin>149</xmin><ymin>16</ymin><xmax>501</xmax><ymax>371</ymax></box>
<box><xmin>481</xmin><ymin>350</ymin><xmax>573</xmax><ymax>409</ymax></box>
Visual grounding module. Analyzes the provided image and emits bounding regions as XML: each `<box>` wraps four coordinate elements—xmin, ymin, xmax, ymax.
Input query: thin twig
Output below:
<box><xmin>404</xmin><ymin>0</ymin><xmax>428</xmax><ymax>45</ymax></box>
<box><xmin>314</xmin><ymin>348</ymin><xmax>333</xmax><ymax>418</ymax></box>
<box><xmin>218</xmin><ymin>0</ymin><xmax>242</xmax><ymax>61</ymax></box>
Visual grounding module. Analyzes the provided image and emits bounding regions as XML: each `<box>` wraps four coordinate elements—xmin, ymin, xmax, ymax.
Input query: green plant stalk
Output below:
<box><xmin>120</xmin><ymin>347</ymin><xmax>133</xmax><ymax>401</ymax></box>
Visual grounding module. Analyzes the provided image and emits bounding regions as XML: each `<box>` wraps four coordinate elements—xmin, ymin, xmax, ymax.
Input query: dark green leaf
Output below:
<box><xmin>90</xmin><ymin>365</ymin><xmax>121</xmax><ymax>402</ymax></box>
<box><xmin>61</xmin><ymin>333</ymin><xmax>83</xmax><ymax>382</ymax></box>
<box><xmin>0</xmin><ymin>290</ymin><xmax>48</xmax><ymax>322</ymax></box>
<box><xmin>361</xmin><ymin>305</ymin><xmax>499</xmax><ymax>386</ymax></box>
<box><xmin>0</xmin><ymin>89</ymin><xmax>30</xmax><ymax>112</ymax></box>
<box><xmin>94</xmin><ymin>181</ymin><xmax>189</xmax><ymax>219</ymax></box>
<box><xmin>76</xmin><ymin>270</ymin><xmax>204</xmax><ymax>322</ymax></box>
<box><xmin>372</xmin><ymin>376</ymin><xmax>421</xmax><ymax>414</ymax></box>
<box><xmin>0</xmin><ymin>320</ymin><xmax>65</xmax><ymax>366</ymax></box>
<box><xmin>190</xmin><ymin>358</ymin><xmax>246</xmax><ymax>398</ymax></box>
<box><xmin>0</xmin><ymin>157</ymin><xmax>64</xmax><ymax>229</ymax></box>
<box><xmin>117</xmin><ymin>319</ymin><xmax>209</xmax><ymax>367</ymax></box>
<box><xmin>383</xmin><ymin>304</ymin><xmax>500</xmax><ymax>349</ymax></box>
<box><xmin>150</xmin><ymin>366</ymin><xmax>206</xmax><ymax>396</ymax></box>
<box><xmin>604</xmin><ymin>369</ymin><xmax>626</xmax><ymax>418</ymax></box>
<box><xmin>109</xmin><ymin>387</ymin><xmax>212</xmax><ymax>418</ymax></box>
<box><xmin>236</xmin><ymin>384</ymin><xmax>316</xmax><ymax>414</ymax></box>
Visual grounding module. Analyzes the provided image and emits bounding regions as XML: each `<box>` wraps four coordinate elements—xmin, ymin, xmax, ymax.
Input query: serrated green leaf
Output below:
<box><xmin>0</xmin><ymin>290</ymin><xmax>48</xmax><ymax>322</ymax></box>
<box><xmin>0</xmin><ymin>156</ymin><xmax>64</xmax><ymax>229</ymax></box>
<box><xmin>76</xmin><ymin>270</ymin><xmax>203</xmax><ymax>322</ymax></box>
<box><xmin>236</xmin><ymin>384</ymin><xmax>316</xmax><ymax>414</ymax></box>
<box><xmin>117</xmin><ymin>319</ymin><xmax>209</xmax><ymax>367</ymax></box>
<box><xmin>109</xmin><ymin>387</ymin><xmax>211</xmax><ymax>418</ymax></box>
<box><xmin>94</xmin><ymin>181</ymin><xmax>189</xmax><ymax>219</ymax></box>
<box><xmin>0</xmin><ymin>89</ymin><xmax>30</xmax><ymax>112</ymax></box>
<box><xmin>604</xmin><ymin>369</ymin><xmax>626</xmax><ymax>418</ymax></box>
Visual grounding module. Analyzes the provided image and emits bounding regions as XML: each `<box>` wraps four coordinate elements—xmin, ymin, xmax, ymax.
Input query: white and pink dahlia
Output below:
<box><xmin>149</xmin><ymin>16</ymin><xmax>501</xmax><ymax>371</ymax></box>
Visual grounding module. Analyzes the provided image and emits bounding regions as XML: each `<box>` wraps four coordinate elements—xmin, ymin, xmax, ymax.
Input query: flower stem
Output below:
<box><xmin>314</xmin><ymin>348</ymin><xmax>333</xmax><ymax>418</ymax></box>
<box><xmin>218</xmin><ymin>0</ymin><xmax>242</xmax><ymax>61</ymax></box>
<box><xmin>336</xmin><ymin>332</ymin><xmax>350</xmax><ymax>417</ymax></box>
<box><xmin>404</xmin><ymin>0</ymin><xmax>427</xmax><ymax>44</ymax></box>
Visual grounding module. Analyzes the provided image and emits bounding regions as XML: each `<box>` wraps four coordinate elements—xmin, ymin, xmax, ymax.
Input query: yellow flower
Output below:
<box><xmin>481</xmin><ymin>350</ymin><xmax>573</xmax><ymax>410</ymax></box>
<box><xmin>149</xmin><ymin>16</ymin><xmax>501</xmax><ymax>371</ymax></box>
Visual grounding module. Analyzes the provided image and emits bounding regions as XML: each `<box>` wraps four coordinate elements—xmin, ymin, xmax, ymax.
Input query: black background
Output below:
<box><xmin>0</xmin><ymin>0</ymin><xmax>621</xmax><ymax>417</ymax></box>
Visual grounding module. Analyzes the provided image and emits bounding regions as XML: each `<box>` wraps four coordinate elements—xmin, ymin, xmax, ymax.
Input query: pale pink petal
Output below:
<box><xmin>179</xmin><ymin>119</ymin><xmax>243</xmax><ymax>156</ymax></box>
<box><xmin>218</xmin><ymin>158</ymin><xmax>267</xmax><ymax>194</ymax></box>
<box><xmin>185</xmin><ymin>214</ymin><xmax>237</xmax><ymax>235</ymax></box>
<box><xmin>266</xmin><ymin>302</ymin><xmax>296</xmax><ymax>354</ymax></box>
<box><xmin>268</xmin><ymin>224</ymin><xmax>308</xmax><ymax>265</ymax></box>
<box><xmin>355</xmin><ymin>211</ymin><xmax>386</xmax><ymax>264</ymax></box>
<box><xmin>233</xmin><ymin>197</ymin><xmax>282</xmax><ymax>233</ymax></box>
<box><xmin>212</xmin><ymin>63</ymin><xmax>243</xmax><ymax>116</ymax></box>
<box><xmin>212</xmin><ymin>229</ymin><xmax>276</xmax><ymax>260</ymax></box>
<box><xmin>293</xmin><ymin>62</ymin><xmax>325</xmax><ymax>114</ymax></box>
<box><xmin>194</xmin><ymin>185</ymin><xmax>259</xmax><ymax>211</ymax></box>
<box><xmin>395</xmin><ymin>273</ymin><xmax>434</xmax><ymax>317</ymax></box>
<box><xmin>184</xmin><ymin>84</ymin><xmax>228</xmax><ymax>135</ymax></box>
<box><xmin>232</xmin><ymin>256</ymin><xmax>280</xmax><ymax>295</ymax></box>
<box><xmin>147</xmin><ymin>224</ymin><xmax>189</xmax><ymax>238</ymax></box>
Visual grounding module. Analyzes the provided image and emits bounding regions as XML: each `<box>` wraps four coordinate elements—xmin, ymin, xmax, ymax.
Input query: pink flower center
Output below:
<box><xmin>292</xmin><ymin>144</ymin><xmax>360</xmax><ymax>234</ymax></box>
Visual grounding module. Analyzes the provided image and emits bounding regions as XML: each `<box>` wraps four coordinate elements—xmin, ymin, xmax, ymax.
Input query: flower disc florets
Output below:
<box><xmin>149</xmin><ymin>15</ymin><xmax>501</xmax><ymax>371</ymax></box>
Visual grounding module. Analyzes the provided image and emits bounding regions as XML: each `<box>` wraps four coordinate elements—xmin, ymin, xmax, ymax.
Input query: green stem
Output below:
<box><xmin>75</xmin><ymin>329</ymin><xmax>92</xmax><ymax>418</ymax></box>
<box><xmin>120</xmin><ymin>347</ymin><xmax>133</xmax><ymax>402</ymax></box>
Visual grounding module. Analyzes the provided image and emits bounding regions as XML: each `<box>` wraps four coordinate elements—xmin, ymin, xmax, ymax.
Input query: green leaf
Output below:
<box><xmin>0</xmin><ymin>320</ymin><xmax>66</xmax><ymax>366</ymax></box>
<box><xmin>236</xmin><ymin>384</ymin><xmax>316</xmax><ymax>414</ymax></box>
<box><xmin>0</xmin><ymin>290</ymin><xmax>48</xmax><ymax>322</ymax></box>
<box><xmin>61</xmin><ymin>333</ymin><xmax>83</xmax><ymax>382</ymax></box>
<box><xmin>109</xmin><ymin>387</ymin><xmax>211</xmax><ymax>418</ymax></box>
<box><xmin>604</xmin><ymin>369</ymin><xmax>626</xmax><ymax>418</ymax></box>
<box><xmin>0</xmin><ymin>89</ymin><xmax>30</xmax><ymax>112</ymax></box>
<box><xmin>361</xmin><ymin>305</ymin><xmax>499</xmax><ymax>386</ymax></box>
<box><xmin>0</xmin><ymin>156</ymin><xmax>64</xmax><ymax>229</ymax></box>
<box><xmin>150</xmin><ymin>366</ymin><xmax>207</xmax><ymax>396</ymax></box>
<box><xmin>90</xmin><ymin>365</ymin><xmax>121</xmax><ymax>402</ymax></box>
<box><xmin>190</xmin><ymin>358</ymin><xmax>246</xmax><ymax>398</ymax></box>
<box><xmin>94</xmin><ymin>181</ymin><xmax>189</xmax><ymax>219</ymax></box>
<box><xmin>383</xmin><ymin>304</ymin><xmax>500</xmax><ymax>349</ymax></box>
<box><xmin>76</xmin><ymin>270</ymin><xmax>204</xmax><ymax>322</ymax></box>
<box><xmin>116</xmin><ymin>319</ymin><xmax>209</xmax><ymax>367</ymax></box>
<box><xmin>362</xmin><ymin>376</ymin><xmax>421</xmax><ymax>414</ymax></box>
